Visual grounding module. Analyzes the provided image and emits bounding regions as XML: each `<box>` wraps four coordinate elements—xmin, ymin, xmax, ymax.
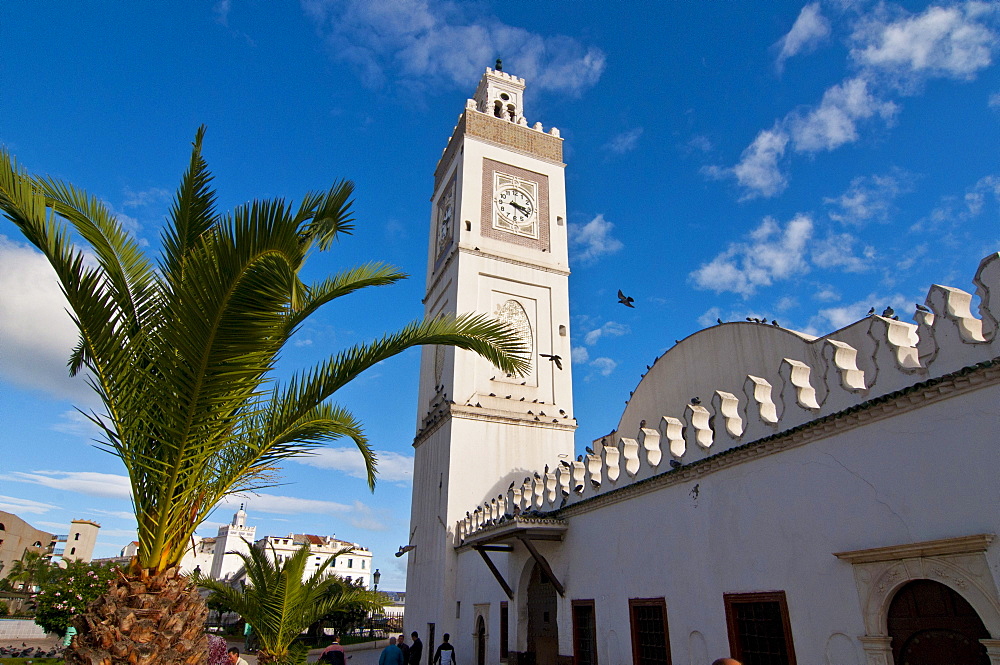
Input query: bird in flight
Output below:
<box><xmin>617</xmin><ymin>289</ymin><xmax>635</xmax><ymax>308</ymax></box>
<box><xmin>541</xmin><ymin>353</ymin><xmax>563</xmax><ymax>370</ymax></box>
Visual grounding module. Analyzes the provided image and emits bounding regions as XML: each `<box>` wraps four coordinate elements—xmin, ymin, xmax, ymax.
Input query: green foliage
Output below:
<box><xmin>4</xmin><ymin>551</ymin><xmax>53</xmax><ymax>593</ymax></box>
<box><xmin>0</xmin><ymin>130</ymin><xmax>529</xmax><ymax>577</ymax></box>
<box><xmin>198</xmin><ymin>541</ymin><xmax>383</xmax><ymax>664</ymax></box>
<box><xmin>0</xmin><ymin>599</ymin><xmax>8</xmax><ymax>616</ymax></box>
<box><xmin>33</xmin><ymin>560</ymin><xmax>120</xmax><ymax>637</ymax></box>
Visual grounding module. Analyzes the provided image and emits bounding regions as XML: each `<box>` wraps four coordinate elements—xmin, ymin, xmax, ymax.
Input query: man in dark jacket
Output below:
<box><xmin>397</xmin><ymin>634</ymin><xmax>411</xmax><ymax>665</ymax></box>
<box><xmin>409</xmin><ymin>631</ymin><xmax>423</xmax><ymax>665</ymax></box>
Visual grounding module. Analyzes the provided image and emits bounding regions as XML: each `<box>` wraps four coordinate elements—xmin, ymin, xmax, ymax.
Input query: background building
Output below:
<box><xmin>256</xmin><ymin>533</ymin><xmax>373</xmax><ymax>587</ymax></box>
<box><xmin>209</xmin><ymin>505</ymin><xmax>256</xmax><ymax>582</ymax></box>
<box><xmin>0</xmin><ymin>511</ymin><xmax>100</xmax><ymax>579</ymax></box>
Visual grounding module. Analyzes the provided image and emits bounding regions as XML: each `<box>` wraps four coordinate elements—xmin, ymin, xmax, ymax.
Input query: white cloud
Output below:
<box><xmin>990</xmin><ymin>91</ymin><xmax>1000</xmax><ymax>108</ymax></box>
<box><xmin>809</xmin><ymin>294</ymin><xmax>909</xmax><ymax>332</ymax></box>
<box><xmin>789</xmin><ymin>77</ymin><xmax>898</xmax><ymax>153</ymax></box>
<box><xmin>719</xmin><ymin>2</ymin><xmax>998</xmax><ymax>199</ymax></box>
<box><xmin>589</xmin><ymin>357</ymin><xmax>617</xmax><ymax>377</ymax></box>
<box><xmin>775</xmin><ymin>296</ymin><xmax>798</xmax><ymax>311</ymax></box>
<box><xmin>569</xmin><ymin>214</ymin><xmax>624</xmax><ymax>265</ymax></box>
<box><xmin>915</xmin><ymin>173</ymin><xmax>1000</xmax><ymax>230</ymax></box>
<box><xmin>51</xmin><ymin>410</ymin><xmax>102</xmax><ymax>438</ymax></box>
<box><xmin>811</xmin><ymin>233</ymin><xmax>875</xmax><ymax>272</ymax></box>
<box><xmin>0</xmin><ymin>495</ymin><xmax>59</xmax><ymax>515</ymax></box>
<box><xmin>122</xmin><ymin>187</ymin><xmax>170</xmax><ymax>208</ymax></box>
<box><xmin>571</xmin><ymin>346</ymin><xmax>590</xmax><ymax>363</ymax></box>
<box><xmin>1</xmin><ymin>471</ymin><xmax>132</xmax><ymax>499</ymax></box>
<box><xmin>298</xmin><ymin>447</ymin><xmax>413</xmax><ymax>484</ymax></box>
<box><xmin>690</xmin><ymin>215</ymin><xmax>814</xmax><ymax>296</ymax></box>
<box><xmin>775</xmin><ymin>2</ymin><xmax>831</xmax><ymax>71</ymax></box>
<box><xmin>727</xmin><ymin>127</ymin><xmax>790</xmax><ymax>199</ymax></box>
<box><xmin>851</xmin><ymin>3</ymin><xmax>998</xmax><ymax>81</ymax></box>
<box><xmin>221</xmin><ymin>493</ymin><xmax>389</xmax><ymax>531</ymax></box>
<box><xmin>301</xmin><ymin>0</ymin><xmax>605</xmax><ymax>96</ymax></box>
<box><xmin>825</xmin><ymin>172</ymin><xmax>912</xmax><ymax>224</ymax></box>
<box><xmin>605</xmin><ymin>128</ymin><xmax>644</xmax><ymax>154</ymax></box>
<box><xmin>583</xmin><ymin>321</ymin><xmax>630</xmax><ymax>346</ymax></box>
<box><xmin>697</xmin><ymin>307</ymin><xmax>723</xmax><ymax>327</ymax></box>
<box><xmin>214</xmin><ymin>0</ymin><xmax>232</xmax><ymax>26</ymax></box>
<box><xmin>813</xmin><ymin>286</ymin><xmax>841</xmax><ymax>302</ymax></box>
<box><xmin>688</xmin><ymin>135</ymin><xmax>713</xmax><ymax>153</ymax></box>
<box><xmin>0</xmin><ymin>237</ymin><xmax>95</xmax><ymax>403</ymax></box>
<box><xmin>90</xmin><ymin>508</ymin><xmax>138</xmax><ymax>521</ymax></box>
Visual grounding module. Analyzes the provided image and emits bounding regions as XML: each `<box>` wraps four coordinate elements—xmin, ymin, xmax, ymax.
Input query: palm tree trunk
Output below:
<box><xmin>67</xmin><ymin>566</ymin><xmax>208</xmax><ymax>665</ymax></box>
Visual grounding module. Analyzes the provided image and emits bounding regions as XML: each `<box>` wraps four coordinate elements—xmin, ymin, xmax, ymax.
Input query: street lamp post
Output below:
<box><xmin>369</xmin><ymin>569</ymin><xmax>381</xmax><ymax>639</ymax></box>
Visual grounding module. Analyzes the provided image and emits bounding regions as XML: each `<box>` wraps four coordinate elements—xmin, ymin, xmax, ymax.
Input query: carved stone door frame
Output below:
<box><xmin>835</xmin><ymin>534</ymin><xmax>1000</xmax><ymax>664</ymax></box>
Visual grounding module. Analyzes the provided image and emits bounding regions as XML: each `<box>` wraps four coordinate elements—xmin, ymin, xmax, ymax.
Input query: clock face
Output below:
<box><xmin>495</xmin><ymin>187</ymin><xmax>534</xmax><ymax>226</ymax></box>
<box><xmin>436</xmin><ymin>179</ymin><xmax>455</xmax><ymax>258</ymax></box>
<box><xmin>492</xmin><ymin>172</ymin><xmax>539</xmax><ymax>238</ymax></box>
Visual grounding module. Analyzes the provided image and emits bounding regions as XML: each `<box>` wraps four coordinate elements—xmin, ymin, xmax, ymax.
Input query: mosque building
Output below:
<box><xmin>402</xmin><ymin>66</ymin><xmax>1000</xmax><ymax>665</ymax></box>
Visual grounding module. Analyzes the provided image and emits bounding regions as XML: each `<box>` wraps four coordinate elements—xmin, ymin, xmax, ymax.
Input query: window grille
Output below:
<box><xmin>628</xmin><ymin>598</ymin><xmax>671</xmax><ymax>665</ymax></box>
<box><xmin>572</xmin><ymin>600</ymin><xmax>598</xmax><ymax>665</ymax></box>
<box><xmin>724</xmin><ymin>592</ymin><xmax>797</xmax><ymax>665</ymax></box>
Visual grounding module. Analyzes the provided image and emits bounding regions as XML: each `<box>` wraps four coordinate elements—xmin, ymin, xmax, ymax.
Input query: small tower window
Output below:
<box><xmin>74</xmin><ymin>533</ymin><xmax>80</xmax><ymax>541</ymax></box>
<box><xmin>70</xmin><ymin>547</ymin><xmax>76</xmax><ymax>555</ymax></box>
<box><xmin>494</xmin><ymin>100</ymin><xmax>503</xmax><ymax>118</ymax></box>
<box><xmin>500</xmin><ymin>93</ymin><xmax>510</xmax><ymax>101</ymax></box>
<box><xmin>507</xmin><ymin>104</ymin><xmax>516</xmax><ymax>121</ymax></box>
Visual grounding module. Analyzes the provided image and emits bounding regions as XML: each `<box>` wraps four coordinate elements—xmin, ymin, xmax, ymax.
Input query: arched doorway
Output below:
<box><xmin>477</xmin><ymin>615</ymin><xmax>487</xmax><ymax>665</ymax></box>
<box><xmin>888</xmin><ymin>579</ymin><xmax>990</xmax><ymax>665</ymax></box>
<box><xmin>526</xmin><ymin>562</ymin><xmax>558</xmax><ymax>665</ymax></box>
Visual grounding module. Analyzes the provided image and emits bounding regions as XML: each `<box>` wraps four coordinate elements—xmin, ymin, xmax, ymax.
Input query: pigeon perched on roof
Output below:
<box><xmin>916</xmin><ymin>303</ymin><xmax>931</xmax><ymax>313</ymax></box>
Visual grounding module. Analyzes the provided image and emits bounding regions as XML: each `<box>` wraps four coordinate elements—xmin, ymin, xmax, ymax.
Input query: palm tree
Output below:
<box><xmin>3</xmin><ymin>550</ymin><xmax>53</xmax><ymax>614</ymax></box>
<box><xmin>4</xmin><ymin>550</ymin><xmax>50</xmax><ymax>594</ymax></box>
<box><xmin>0</xmin><ymin>128</ymin><xmax>528</xmax><ymax>664</ymax></box>
<box><xmin>199</xmin><ymin>541</ymin><xmax>380</xmax><ymax>664</ymax></box>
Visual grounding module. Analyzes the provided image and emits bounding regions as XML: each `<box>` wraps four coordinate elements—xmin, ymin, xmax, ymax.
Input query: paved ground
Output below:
<box><xmin>229</xmin><ymin>638</ymin><xmax>388</xmax><ymax>665</ymax></box>
<box><xmin>0</xmin><ymin>636</ymin><xmax>388</xmax><ymax>664</ymax></box>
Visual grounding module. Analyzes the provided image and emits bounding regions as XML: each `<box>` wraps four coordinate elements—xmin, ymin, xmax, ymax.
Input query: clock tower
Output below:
<box><xmin>405</xmin><ymin>66</ymin><xmax>576</xmax><ymax>642</ymax></box>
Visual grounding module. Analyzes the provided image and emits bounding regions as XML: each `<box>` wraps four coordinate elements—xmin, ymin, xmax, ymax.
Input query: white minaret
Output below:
<box><xmin>209</xmin><ymin>504</ymin><xmax>256</xmax><ymax>581</ymax></box>
<box><xmin>405</xmin><ymin>65</ymin><xmax>576</xmax><ymax>646</ymax></box>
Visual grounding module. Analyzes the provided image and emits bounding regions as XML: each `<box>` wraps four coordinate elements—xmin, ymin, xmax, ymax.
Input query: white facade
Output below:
<box><xmin>256</xmin><ymin>533</ymin><xmax>373</xmax><ymax>587</ymax></box>
<box><xmin>179</xmin><ymin>536</ymin><xmax>216</xmax><ymax>575</ymax></box>
<box><xmin>406</xmin><ymin>66</ymin><xmax>577</xmax><ymax>644</ymax></box>
<box><xmin>406</xmin><ymin>68</ymin><xmax>1000</xmax><ymax>665</ymax></box>
<box><xmin>209</xmin><ymin>505</ymin><xmax>256</xmax><ymax>581</ymax></box>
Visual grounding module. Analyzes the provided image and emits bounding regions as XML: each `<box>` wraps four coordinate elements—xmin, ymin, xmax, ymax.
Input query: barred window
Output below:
<box><xmin>724</xmin><ymin>592</ymin><xmax>797</xmax><ymax>665</ymax></box>
<box><xmin>628</xmin><ymin>598</ymin><xmax>671</xmax><ymax>665</ymax></box>
<box><xmin>573</xmin><ymin>600</ymin><xmax>598</xmax><ymax>665</ymax></box>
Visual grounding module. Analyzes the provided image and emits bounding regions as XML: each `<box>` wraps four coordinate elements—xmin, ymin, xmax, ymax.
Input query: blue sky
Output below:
<box><xmin>1</xmin><ymin>0</ymin><xmax>998</xmax><ymax>591</ymax></box>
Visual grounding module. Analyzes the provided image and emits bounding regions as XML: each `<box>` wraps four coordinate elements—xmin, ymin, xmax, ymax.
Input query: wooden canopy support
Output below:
<box><xmin>475</xmin><ymin>545</ymin><xmax>514</xmax><ymax>599</ymax></box>
<box><xmin>518</xmin><ymin>535</ymin><xmax>565</xmax><ymax>596</ymax></box>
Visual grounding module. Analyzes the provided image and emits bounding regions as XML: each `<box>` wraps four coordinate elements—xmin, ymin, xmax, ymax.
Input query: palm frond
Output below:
<box><xmin>299</xmin><ymin>180</ymin><xmax>355</xmax><ymax>250</ymax></box>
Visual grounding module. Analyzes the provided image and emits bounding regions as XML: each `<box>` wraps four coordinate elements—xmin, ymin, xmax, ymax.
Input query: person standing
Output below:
<box><xmin>433</xmin><ymin>633</ymin><xmax>457</xmax><ymax>665</ymax></box>
<box><xmin>321</xmin><ymin>635</ymin><xmax>347</xmax><ymax>665</ymax></box>
<box><xmin>380</xmin><ymin>636</ymin><xmax>405</xmax><ymax>665</ymax></box>
<box><xmin>398</xmin><ymin>633</ymin><xmax>411</xmax><ymax>665</ymax></box>
<box><xmin>409</xmin><ymin>631</ymin><xmax>424</xmax><ymax>665</ymax></box>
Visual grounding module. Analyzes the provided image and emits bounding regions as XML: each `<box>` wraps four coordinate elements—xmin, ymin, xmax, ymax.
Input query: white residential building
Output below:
<box><xmin>256</xmin><ymin>533</ymin><xmax>373</xmax><ymax>587</ymax></box>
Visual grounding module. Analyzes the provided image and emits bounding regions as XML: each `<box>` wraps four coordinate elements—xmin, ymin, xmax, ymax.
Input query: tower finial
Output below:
<box><xmin>495</xmin><ymin>58</ymin><xmax>503</xmax><ymax>72</ymax></box>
